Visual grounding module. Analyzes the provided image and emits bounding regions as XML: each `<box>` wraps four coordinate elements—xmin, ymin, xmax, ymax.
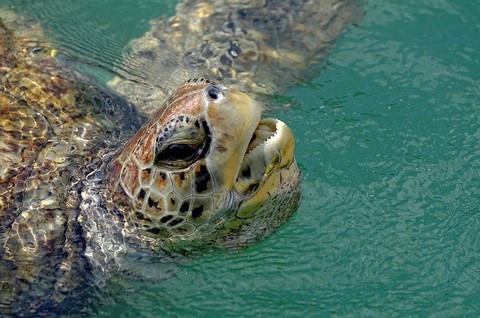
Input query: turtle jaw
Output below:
<box><xmin>205</xmin><ymin>87</ymin><xmax>262</xmax><ymax>191</ymax></box>
<box><xmin>234</xmin><ymin>117</ymin><xmax>299</xmax><ymax>212</ymax></box>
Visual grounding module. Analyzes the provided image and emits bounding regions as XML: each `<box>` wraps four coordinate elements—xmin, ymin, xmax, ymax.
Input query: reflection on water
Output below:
<box><xmin>285</xmin><ymin>1</ymin><xmax>480</xmax><ymax>316</ymax></box>
<box><xmin>1</xmin><ymin>0</ymin><xmax>480</xmax><ymax>316</ymax></box>
<box><xmin>1</xmin><ymin>0</ymin><xmax>178</xmax><ymax>85</ymax></box>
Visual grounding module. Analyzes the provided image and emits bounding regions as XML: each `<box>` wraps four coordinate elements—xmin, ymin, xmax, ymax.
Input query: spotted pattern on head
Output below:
<box><xmin>107</xmin><ymin>79</ymin><xmax>231</xmax><ymax>238</ymax></box>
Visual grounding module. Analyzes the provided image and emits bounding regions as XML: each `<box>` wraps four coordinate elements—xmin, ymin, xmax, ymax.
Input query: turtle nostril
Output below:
<box><xmin>206</xmin><ymin>86</ymin><xmax>223</xmax><ymax>101</ymax></box>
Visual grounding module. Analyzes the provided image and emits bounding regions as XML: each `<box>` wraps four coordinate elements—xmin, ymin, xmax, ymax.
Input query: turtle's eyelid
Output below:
<box><xmin>156</xmin><ymin>143</ymin><xmax>201</xmax><ymax>163</ymax></box>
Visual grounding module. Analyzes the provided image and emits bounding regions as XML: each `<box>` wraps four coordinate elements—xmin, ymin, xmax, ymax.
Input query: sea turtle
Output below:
<box><xmin>0</xmin><ymin>0</ymin><xmax>360</xmax><ymax>316</ymax></box>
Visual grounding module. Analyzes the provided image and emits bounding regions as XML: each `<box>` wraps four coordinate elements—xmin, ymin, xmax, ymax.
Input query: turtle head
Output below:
<box><xmin>107</xmin><ymin>78</ymin><xmax>301</xmax><ymax>248</ymax></box>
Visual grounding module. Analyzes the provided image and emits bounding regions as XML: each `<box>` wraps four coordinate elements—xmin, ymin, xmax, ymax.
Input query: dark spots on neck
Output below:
<box><xmin>180</xmin><ymin>201</ymin><xmax>190</xmax><ymax>213</ymax></box>
<box><xmin>160</xmin><ymin>215</ymin><xmax>173</xmax><ymax>223</ymax></box>
<box><xmin>138</xmin><ymin>189</ymin><xmax>146</xmax><ymax>202</ymax></box>
<box><xmin>141</xmin><ymin>169</ymin><xmax>153</xmax><ymax>185</ymax></box>
<box><xmin>195</xmin><ymin>164</ymin><xmax>211</xmax><ymax>193</ymax></box>
<box><xmin>158</xmin><ymin>172</ymin><xmax>167</xmax><ymax>181</ymax></box>
<box><xmin>148</xmin><ymin>197</ymin><xmax>157</xmax><ymax>208</ymax></box>
<box><xmin>173</xmin><ymin>226</ymin><xmax>189</xmax><ymax>234</ymax></box>
<box><xmin>169</xmin><ymin>218</ymin><xmax>183</xmax><ymax>226</ymax></box>
<box><xmin>177</xmin><ymin>171</ymin><xmax>185</xmax><ymax>181</ymax></box>
<box><xmin>136</xmin><ymin>212</ymin><xmax>151</xmax><ymax>222</ymax></box>
<box><xmin>146</xmin><ymin>227</ymin><xmax>169</xmax><ymax>238</ymax></box>
<box><xmin>135</xmin><ymin>212</ymin><xmax>152</xmax><ymax>227</ymax></box>
<box><xmin>191</xmin><ymin>206</ymin><xmax>204</xmax><ymax>219</ymax></box>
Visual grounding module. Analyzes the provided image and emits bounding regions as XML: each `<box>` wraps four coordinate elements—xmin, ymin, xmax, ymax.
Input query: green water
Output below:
<box><xmin>2</xmin><ymin>0</ymin><xmax>480</xmax><ymax>316</ymax></box>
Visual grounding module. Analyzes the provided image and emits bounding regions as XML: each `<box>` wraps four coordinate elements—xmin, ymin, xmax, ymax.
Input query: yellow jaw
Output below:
<box><xmin>234</xmin><ymin>118</ymin><xmax>298</xmax><ymax>217</ymax></box>
<box><xmin>205</xmin><ymin>87</ymin><xmax>262</xmax><ymax>190</ymax></box>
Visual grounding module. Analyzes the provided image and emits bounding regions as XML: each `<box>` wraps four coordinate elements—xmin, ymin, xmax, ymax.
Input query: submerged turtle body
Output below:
<box><xmin>110</xmin><ymin>0</ymin><xmax>362</xmax><ymax>115</ymax></box>
<box><xmin>0</xmin><ymin>12</ymin><xmax>144</xmax><ymax>314</ymax></box>
<box><xmin>0</xmin><ymin>0</ymin><xmax>360</xmax><ymax>316</ymax></box>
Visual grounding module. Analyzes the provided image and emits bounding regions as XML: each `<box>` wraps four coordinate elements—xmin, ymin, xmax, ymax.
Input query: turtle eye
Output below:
<box><xmin>156</xmin><ymin>143</ymin><xmax>201</xmax><ymax>164</ymax></box>
<box><xmin>206</xmin><ymin>85</ymin><xmax>223</xmax><ymax>101</ymax></box>
<box><xmin>154</xmin><ymin>119</ymin><xmax>211</xmax><ymax>169</ymax></box>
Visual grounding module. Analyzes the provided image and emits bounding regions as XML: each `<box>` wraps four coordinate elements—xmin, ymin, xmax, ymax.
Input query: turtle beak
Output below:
<box><xmin>234</xmin><ymin>118</ymin><xmax>296</xmax><ymax>195</ymax></box>
<box><xmin>203</xmin><ymin>84</ymin><xmax>298</xmax><ymax>208</ymax></box>
<box><xmin>234</xmin><ymin>117</ymin><xmax>299</xmax><ymax>218</ymax></box>
<box><xmin>205</xmin><ymin>87</ymin><xmax>262</xmax><ymax>190</ymax></box>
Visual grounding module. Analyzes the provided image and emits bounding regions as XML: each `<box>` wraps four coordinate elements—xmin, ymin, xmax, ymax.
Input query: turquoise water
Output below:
<box><xmin>2</xmin><ymin>0</ymin><xmax>480</xmax><ymax>316</ymax></box>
